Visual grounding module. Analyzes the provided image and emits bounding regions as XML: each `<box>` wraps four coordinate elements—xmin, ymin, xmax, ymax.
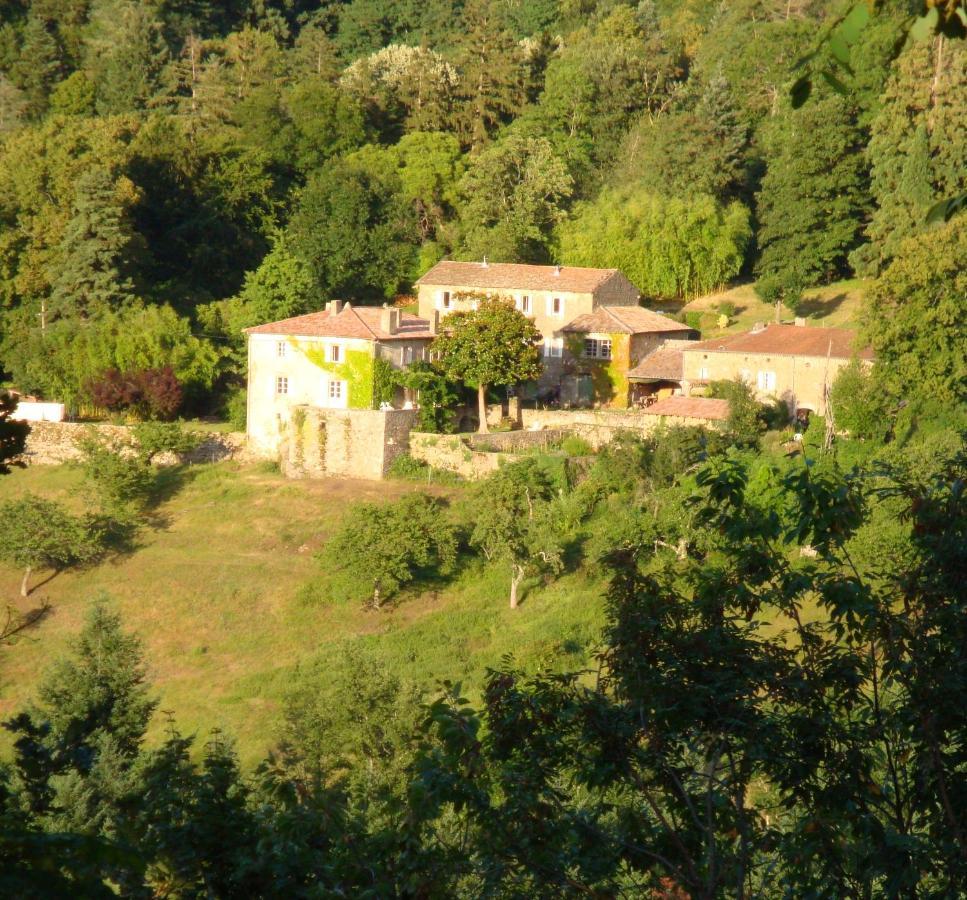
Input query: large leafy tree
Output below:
<box><xmin>863</xmin><ymin>215</ymin><xmax>967</xmax><ymax>404</ymax></box>
<box><xmin>755</xmin><ymin>96</ymin><xmax>870</xmax><ymax>296</ymax></box>
<box><xmin>433</xmin><ymin>297</ymin><xmax>542</xmax><ymax>433</ymax></box>
<box><xmin>288</xmin><ymin>152</ymin><xmax>419</xmax><ymax>302</ymax></box>
<box><xmin>458</xmin><ymin>135</ymin><xmax>572</xmax><ymax>263</ymax></box>
<box><xmin>559</xmin><ymin>185</ymin><xmax>751</xmax><ymax>300</ymax></box>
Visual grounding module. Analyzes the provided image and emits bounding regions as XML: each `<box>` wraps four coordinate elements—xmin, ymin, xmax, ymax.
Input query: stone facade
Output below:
<box><xmin>20</xmin><ymin>421</ymin><xmax>251</xmax><ymax>466</ymax></box>
<box><xmin>281</xmin><ymin>406</ymin><xmax>418</xmax><ymax>480</ymax></box>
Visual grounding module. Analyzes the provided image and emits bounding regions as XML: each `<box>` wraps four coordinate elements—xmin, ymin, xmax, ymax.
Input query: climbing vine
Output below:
<box><xmin>564</xmin><ymin>332</ymin><xmax>630</xmax><ymax>407</ymax></box>
<box><xmin>298</xmin><ymin>344</ymin><xmax>376</xmax><ymax>409</ymax></box>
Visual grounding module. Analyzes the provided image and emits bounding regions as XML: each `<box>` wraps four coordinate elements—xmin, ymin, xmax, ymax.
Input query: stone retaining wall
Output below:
<box><xmin>282</xmin><ymin>407</ymin><xmax>418</xmax><ymax>480</ymax></box>
<box><xmin>21</xmin><ymin>421</ymin><xmax>253</xmax><ymax>466</ymax></box>
<box><xmin>517</xmin><ymin>408</ymin><xmax>723</xmax><ymax>448</ymax></box>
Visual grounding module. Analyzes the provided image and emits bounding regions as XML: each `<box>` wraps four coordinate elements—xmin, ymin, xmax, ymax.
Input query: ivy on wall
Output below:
<box><xmin>564</xmin><ymin>332</ymin><xmax>630</xmax><ymax>408</ymax></box>
<box><xmin>297</xmin><ymin>343</ymin><xmax>376</xmax><ymax>409</ymax></box>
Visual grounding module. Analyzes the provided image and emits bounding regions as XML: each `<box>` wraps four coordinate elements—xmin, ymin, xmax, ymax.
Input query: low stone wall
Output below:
<box><xmin>409</xmin><ymin>432</ymin><xmax>528</xmax><ymax>480</ymax></box>
<box><xmin>466</xmin><ymin>429</ymin><xmax>566</xmax><ymax>453</ymax></box>
<box><xmin>517</xmin><ymin>408</ymin><xmax>723</xmax><ymax>448</ymax></box>
<box><xmin>21</xmin><ymin>421</ymin><xmax>253</xmax><ymax>466</ymax></box>
<box><xmin>282</xmin><ymin>407</ymin><xmax>418</xmax><ymax>480</ymax></box>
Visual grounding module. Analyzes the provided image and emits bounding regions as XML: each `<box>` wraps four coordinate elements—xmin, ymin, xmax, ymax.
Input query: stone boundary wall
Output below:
<box><xmin>282</xmin><ymin>407</ymin><xmax>417</xmax><ymax>480</ymax></box>
<box><xmin>21</xmin><ymin>421</ymin><xmax>253</xmax><ymax>466</ymax></box>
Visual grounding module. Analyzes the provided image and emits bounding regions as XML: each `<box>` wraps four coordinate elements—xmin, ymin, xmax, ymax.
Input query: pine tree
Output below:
<box><xmin>48</xmin><ymin>167</ymin><xmax>139</xmax><ymax>321</ymax></box>
<box><xmin>10</xmin><ymin>13</ymin><xmax>65</xmax><ymax>119</ymax></box>
<box><xmin>453</xmin><ymin>0</ymin><xmax>525</xmax><ymax>151</ymax></box>
<box><xmin>83</xmin><ymin>0</ymin><xmax>170</xmax><ymax>115</ymax></box>
<box><xmin>755</xmin><ymin>97</ymin><xmax>869</xmax><ymax>292</ymax></box>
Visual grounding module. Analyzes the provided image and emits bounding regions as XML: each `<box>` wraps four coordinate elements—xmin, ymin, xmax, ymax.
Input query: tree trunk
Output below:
<box><xmin>20</xmin><ymin>565</ymin><xmax>31</xmax><ymax>599</ymax></box>
<box><xmin>372</xmin><ymin>580</ymin><xmax>382</xmax><ymax>610</ymax></box>
<box><xmin>509</xmin><ymin>564</ymin><xmax>524</xmax><ymax>609</ymax></box>
<box><xmin>477</xmin><ymin>383</ymin><xmax>489</xmax><ymax>434</ymax></box>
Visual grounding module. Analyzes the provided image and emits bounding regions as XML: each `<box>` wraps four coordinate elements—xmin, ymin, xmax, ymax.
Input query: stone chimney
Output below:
<box><xmin>380</xmin><ymin>304</ymin><xmax>399</xmax><ymax>335</ymax></box>
<box><xmin>327</xmin><ymin>300</ymin><xmax>343</xmax><ymax>317</ymax></box>
<box><xmin>554</xmin><ymin>264</ymin><xmax>562</xmax><ymax>276</ymax></box>
<box><xmin>481</xmin><ymin>255</ymin><xmax>488</xmax><ymax>268</ymax></box>
<box><xmin>794</xmin><ymin>317</ymin><xmax>806</xmax><ymax>327</ymax></box>
<box><xmin>751</xmin><ymin>321</ymin><xmax>765</xmax><ymax>334</ymax></box>
<box><xmin>429</xmin><ymin>310</ymin><xmax>440</xmax><ymax>335</ymax></box>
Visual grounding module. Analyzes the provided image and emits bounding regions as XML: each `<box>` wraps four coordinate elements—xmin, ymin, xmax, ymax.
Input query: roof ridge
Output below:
<box><xmin>601</xmin><ymin>305</ymin><xmax>630</xmax><ymax>329</ymax></box>
<box><xmin>346</xmin><ymin>303</ymin><xmax>378</xmax><ymax>339</ymax></box>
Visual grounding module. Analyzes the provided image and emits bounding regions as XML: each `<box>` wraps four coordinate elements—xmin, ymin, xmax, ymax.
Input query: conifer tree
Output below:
<box><xmin>453</xmin><ymin>0</ymin><xmax>525</xmax><ymax>150</ymax></box>
<box><xmin>48</xmin><ymin>167</ymin><xmax>139</xmax><ymax>321</ymax></box>
<box><xmin>10</xmin><ymin>13</ymin><xmax>65</xmax><ymax>119</ymax></box>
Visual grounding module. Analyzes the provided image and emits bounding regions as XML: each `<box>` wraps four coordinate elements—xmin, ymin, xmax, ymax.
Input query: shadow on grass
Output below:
<box><xmin>0</xmin><ymin>598</ymin><xmax>52</xmax><ymax>644</ymax></box>
<box><xmin>796</xmin><ymin>292</ymin><xmax>848</xmax><ymax>319</ymax></box>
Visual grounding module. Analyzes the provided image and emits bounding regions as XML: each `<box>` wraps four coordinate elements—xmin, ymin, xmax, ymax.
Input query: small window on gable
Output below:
<box><xmin>327</xmin><ymin>344</ymin><xmax>341</xmax><ymax>363</ymax></box>
<box><xmin>277</xmin><ymin>341</ymin><xmax>287</xmax><ymax>358</ymax></box>
<box><xmin>276</xmin><ymin>376</ymin><xmax>288</xmax><ymax>395</ymax></box>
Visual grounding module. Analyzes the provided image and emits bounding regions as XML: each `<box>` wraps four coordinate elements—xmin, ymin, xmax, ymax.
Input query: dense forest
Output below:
<box><xmin>0</xmin><ymin>0</ymin><xmax>964</xmax><ymax>418</ymax></box>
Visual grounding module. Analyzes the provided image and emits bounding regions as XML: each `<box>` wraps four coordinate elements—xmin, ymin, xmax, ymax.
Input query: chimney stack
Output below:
<box><xmin>429</xmin><ymin>310</ymin><xmax>439</xmax><ymax>335</ymax></box>
<box><xmin>751</xmin><ymin>321</ymin><xmax>765</xmax><ymax>334</ymax></box>
<box><xmin>380</xmin><ymin>304</ymin><xmax>399</xmax><ymax>335</ymax></box>
<box><xmin>554</xmin><ymin>264</ymin><xmax>561</xmax><ymax>276</ymax></box>
<box><xmin>327</xmin><ymin>300</ymin><xmax>343</xmax><ymax>317</ymax></box>
<box><xmin>794</xmin><ymin>317</ymin><xmax>806</xmax><ymax>327</ymax></box>
<box><xmin>482</xmin><ymin>255</ymin><xmax>488</xmax><ymax>268</ymax></box>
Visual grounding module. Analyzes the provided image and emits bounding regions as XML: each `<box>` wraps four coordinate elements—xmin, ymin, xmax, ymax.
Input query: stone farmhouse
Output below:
<box><xmin>416</xmin><ymin>260</ymin><xmax>695</xmax><ymax>407</ymax></box>
<box><xmin>632</xmin><ymin>322</ymin><xmax>873</xmax><ymax>417</ymax></box>
<box><xmin>244</xmin><ymin>300</ymin><xmax>435</xmax><ymax>455</ymax></box>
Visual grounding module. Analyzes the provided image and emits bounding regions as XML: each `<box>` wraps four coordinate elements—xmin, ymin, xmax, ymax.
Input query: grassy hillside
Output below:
<box><xmin>679</xmin><ymin>278</ymin><xmax>869</xmax><ymax>336</ymax></box>
<box><xmin>0</xmin><ymin>463</ymin><xmax>607</xmax><ymax>767</ymax></box>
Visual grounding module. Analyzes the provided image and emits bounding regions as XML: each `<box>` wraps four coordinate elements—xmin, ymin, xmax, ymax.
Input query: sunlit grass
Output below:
<box><xmin>0</xmin><ymin>462</ymin><xmax>607</xmax><ymax>767</ymax></box>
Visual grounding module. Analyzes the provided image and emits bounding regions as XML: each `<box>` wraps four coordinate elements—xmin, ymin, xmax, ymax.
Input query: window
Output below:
<box><xmin>276</xmin><ymin>376</ymin><xmax>288</xmax><ymax>395</ymax></box>
<box><xmin>698</xmin><ymin>367</ymin><xmax>709</xmax><ymax>380</ymax></box>
<box><xmin>739</xmin><ymin>368</ymin><xmax>751</xmax><ymax>383</ymax></box>
<box><xmin>276</xmin><ymin>341</ymin><xmax>287</xmax><ymax>358</ymax></box>
<box><xmin>583</xmin><ymin>338</ymin><xmax>612</xmax><ymax>360</ymax></box>
<box><xmin>442</xmin><ymin>291</ymin><xmax>451</xmax><ymax>309</ymax></box>
<box><xmin>518</xmin><ymin>295</ymin><xmax>531</xmax><ymax>314</ymax></box>
<box><xmin>543</xmin><ymin>337</ymin><xmax>563</xmax><ymax>358</ymax></box>
<box><xmin>328</xmin><ymin>380</ymin><xmax>343</xmax><ymax>400</ymax></box>
<box><xmin>548</xmin><ymin>296</ymin><xmax>563</xmax><ymax>316</ymax></box>
<box><xmin>327</xmin><ymin>344</ymin><xmax>341</xmax><ymax>363</ymax></box>
<box><xmin>756</xmin><ymin>370</ymin><xmax>777</xmax><ymax>392</ymax></box>
<box><xmin>404</xmin><ymin>346</ymin><xmax>414</xmax><ymax>364</ymax></box>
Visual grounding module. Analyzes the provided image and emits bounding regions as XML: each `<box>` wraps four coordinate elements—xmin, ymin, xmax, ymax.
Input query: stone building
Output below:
<box><xmin>560</xmin><ymin>307</ymin><xmax>696</xmax><ymax>407</ymax></box>
<box><xmin>244</xmin><ymin>301</ymin><xmax>435</xmax><ymax>456</ymax></box>
<box><xmin>677</xmin><ymin>322</ymin><xmax>873</xmax><ymax>416</ymax></box>
<box><xmin>415</xmin><ymin>259</ymin><xmax>691</xmax><ymax>406</ymax></box>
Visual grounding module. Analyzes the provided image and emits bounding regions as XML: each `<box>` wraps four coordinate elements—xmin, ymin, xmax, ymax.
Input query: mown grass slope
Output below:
<box><xmin>0</xmin><ymin>462</ymin><xmax>607</xmax><ymax>767</ymax></box>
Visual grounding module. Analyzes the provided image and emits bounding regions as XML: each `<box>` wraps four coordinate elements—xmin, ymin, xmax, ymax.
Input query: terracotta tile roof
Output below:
<box><xmin>562</xmin><ymin>306</ymin><xmax>695</xmax><ymax>335</ymax></box>
<box><xmin>628</xmin><ymin>347</ymin><xmax>685</xmax><ymax>381</ymax></box>
<box><xmin>688</xmin><ymin>324</ymin><xmax>873</xmax><ymax>359</ymax></box>
<box><xmin>244</xmin><ymin>304</ymin><xmax>435</xmax><ymax>341</ymax></box>
<box><xmin>640</xmin><ymin>397</ymin><xmax>730</xmax><ymax>421</ymax></box>
<box><xmin>416</xmin><ymin>260</ymin><xmax>631</xmax><ymax>294</ymax></box>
